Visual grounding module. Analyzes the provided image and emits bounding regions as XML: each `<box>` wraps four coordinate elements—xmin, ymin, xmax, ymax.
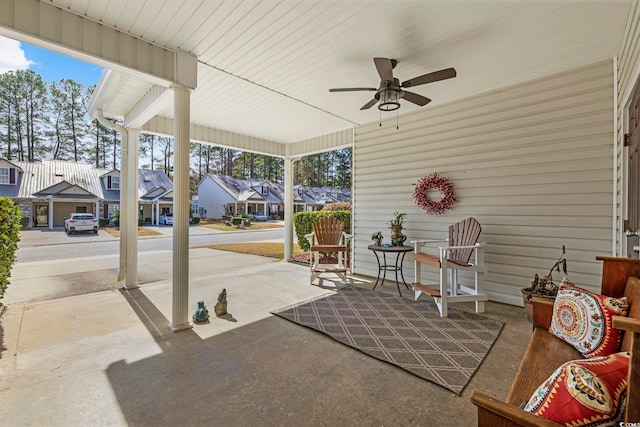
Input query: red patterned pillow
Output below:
<box><xmin>523</xmin><ymin>352</ymin><xmax>629</xmax><ymax>425</ymax></box>
<box><xmin>549</xmin><ymin>284</ymin><xmax>628</xmax><ymax>358</ymax></box>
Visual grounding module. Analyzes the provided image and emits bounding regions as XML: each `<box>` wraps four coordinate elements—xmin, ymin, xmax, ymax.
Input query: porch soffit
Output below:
<box><xmin>5</xmin><ymin>0</ymin><xmax>631</xmax><ymax>157</ymax></box>
<box><xmin>0</xmin><ymin>0</ymin><xmax>197</xmax><ymax>89</ymax></box>
<box><xmin>75</xmin><ymin>0</ymin><xmax>630</xmax><ymax>154</ymax></box>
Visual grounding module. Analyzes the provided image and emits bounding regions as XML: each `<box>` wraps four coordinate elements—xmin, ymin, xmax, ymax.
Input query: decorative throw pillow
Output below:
<box><xmin>523</xmin><ymin>352</ymin><xmax>629</xmax><ymax>426</ymax></box>
<box><xmin>549</xmin><ymin>284</ymin><xmax>628</xmax><ymax>358</ymax></box>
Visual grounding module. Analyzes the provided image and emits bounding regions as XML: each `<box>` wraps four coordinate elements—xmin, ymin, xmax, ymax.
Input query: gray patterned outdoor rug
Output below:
<box><xmin>271</xmin><ymin>287</ymin><xmax>504</xmax><ymax>395</ymax></box>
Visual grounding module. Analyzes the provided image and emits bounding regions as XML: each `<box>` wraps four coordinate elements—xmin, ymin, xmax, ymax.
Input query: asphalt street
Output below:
<box><xmin>16</xmin><ymin>226</ymin><xmax>286</xmax><ymax>263</ymax></box>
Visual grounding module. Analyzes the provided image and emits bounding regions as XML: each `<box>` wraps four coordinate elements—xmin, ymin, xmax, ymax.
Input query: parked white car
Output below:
<box><xmin>159</xmin><ymin>213</ymin><xmax>174</xmax><ymax>225</ymax></box>
<box><xmin>64</xmin><ymin>213</ymin><xmax>99</xmax><ymax>235</ymax></box>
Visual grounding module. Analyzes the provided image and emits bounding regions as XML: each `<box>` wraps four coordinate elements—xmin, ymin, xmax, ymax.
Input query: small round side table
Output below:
<box><xmin>367</xmin><ymin>244</ymin><xmax>413</xmax><ymax>296</ymax></box>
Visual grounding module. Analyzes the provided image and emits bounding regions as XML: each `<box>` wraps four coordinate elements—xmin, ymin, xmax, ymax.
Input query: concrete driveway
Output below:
<box><xmin>20</xmin><ymin>226</ymin><xmax>117</xmax><ymax>247</ymax></box>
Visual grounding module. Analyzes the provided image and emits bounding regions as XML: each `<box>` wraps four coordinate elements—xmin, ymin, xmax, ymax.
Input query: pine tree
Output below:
<box><xmin>49</xmin><ymin>79</ymin><xmax>87</xmax><ymax>161</ymax></box>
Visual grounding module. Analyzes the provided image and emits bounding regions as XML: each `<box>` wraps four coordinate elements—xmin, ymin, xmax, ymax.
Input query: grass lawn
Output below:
<box><xmin>103</xmin><ymin>227</ymin><xmax>163</xmax><ymax>237</ymax></box>
<box><xmin>199</xmin><ymin>242</ymin><xmax>304</xmax><ymax>259</ymax></box>
<box><xmin>103</xmin><ymin>219</ymin><xmax>295</xmax><ymax>259</ymax></box>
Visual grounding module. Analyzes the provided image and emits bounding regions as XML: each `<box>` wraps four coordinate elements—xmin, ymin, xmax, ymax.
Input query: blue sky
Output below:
<box><xmin>23</xmin><ymin>43</ymin><xmax>104</xmax><ymax>87</ymax></box>
<box><xmin>0</xmin><ymin>35</ymin><xmax>103</xmax><ymax>87</ymax></box>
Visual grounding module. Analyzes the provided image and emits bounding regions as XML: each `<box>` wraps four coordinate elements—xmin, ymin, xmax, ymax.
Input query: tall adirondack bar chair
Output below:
<box><xmin>411</xmin><ymin>217</ymin><xmax>488</xmax><ymax>317</ymax></box>
<box><xmin>305</xmin><ymin>217</ymin><xmax>352</xmax><ymax>285</ymax></box>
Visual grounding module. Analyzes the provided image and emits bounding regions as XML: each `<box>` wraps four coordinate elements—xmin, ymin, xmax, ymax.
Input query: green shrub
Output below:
<box><xmin>19</xmin><ymin>216</ymin><xmax>30</xmax><ymax>228</ymax></box>
<box><xmin>0</xmin><ymin>197</ymin><xmax>22</xmax><ymax>305</ymax></box>
<box><xmin>294</xmin><ymin>210</ymin><xmax>351</xmax><ymax>251</ymax></box>
<box><xmin>230</xmin><ymin>216</ymin><xmax>251</xmax><ymax>228</ymax></box>
<box><xmin>113</xmin><ymin>209</ymin><xmax>120</xmax><ymax>227</ymax></box>
<box><xmin>99</xmin><ymin>218</ymin><xmax>109</xmax><ymax>226</ymax></box>
<box><xmin>112</xmin><ymin>210</ymin><xmax>144</xmax><ymax>227</ymax></box>
<box><xmin>191</xmin><ymin>217</ymin><xmax>200</xmax><ymax>224</ymax></box>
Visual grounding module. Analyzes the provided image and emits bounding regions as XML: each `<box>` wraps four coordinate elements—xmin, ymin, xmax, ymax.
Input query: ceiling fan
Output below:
<box><xmin>329</xmin><ymin>57</ymin><xmax>457</xmax><ymax>112</ymax></box>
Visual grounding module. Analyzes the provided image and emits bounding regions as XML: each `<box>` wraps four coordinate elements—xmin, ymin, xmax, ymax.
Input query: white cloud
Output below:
<box><xmin>0</xmin><ymin>35</ymin><xmax>32</xmax><ymax>74</ymax></box>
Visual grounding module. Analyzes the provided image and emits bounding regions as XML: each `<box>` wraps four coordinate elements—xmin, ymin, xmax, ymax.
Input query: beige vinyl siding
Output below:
<box><xmin>616</xmin><ymin>0</ymin><xmax>640</xmax><ymax>256</ymax></box>
<box><xmin>353</xmin><ymin>60</ymin><xmax>614</xmax><ymax>306</ymax></box>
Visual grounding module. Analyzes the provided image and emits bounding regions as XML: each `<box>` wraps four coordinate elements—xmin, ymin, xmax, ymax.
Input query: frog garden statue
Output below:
<box><xmin>192</xmin><ymin>300</ymin><xmax>210</xmax><ymax>323</ymax></box>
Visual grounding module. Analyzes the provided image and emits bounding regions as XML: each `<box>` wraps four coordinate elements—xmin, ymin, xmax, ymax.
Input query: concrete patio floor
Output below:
<box><xmin>0</xmin><ymin>248</ymin><xmax>531</xmax><ymax>426</ymax></box>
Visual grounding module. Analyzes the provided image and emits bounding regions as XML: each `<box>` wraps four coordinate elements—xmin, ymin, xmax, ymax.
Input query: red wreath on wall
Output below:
<box><xmin>413</xmin><ymin>172</ymin><xmax>456</xmax><ymax>215</ymax></box>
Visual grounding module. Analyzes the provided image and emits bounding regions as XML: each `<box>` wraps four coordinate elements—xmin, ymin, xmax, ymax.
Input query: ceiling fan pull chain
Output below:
<box><xmin>396</xmin><ymin>110</ymin><xmax>399</xmax><ymax>130</ymax></box>
<box><xmin>379</xmin><ymin>109</ymin><xmax>382</xmax><ymax>127</ymax></box>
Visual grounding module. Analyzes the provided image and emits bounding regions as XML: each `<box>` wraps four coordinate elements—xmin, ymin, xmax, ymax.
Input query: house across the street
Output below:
<box><xmin>0</xmin><ymin>158</ymin><xmax>174</xmax><ymax>228</ymax></box>
<box><xmin>197</xmin><ymin>173</ymin><xmax>350</xmax><ymax>219</ymax></box>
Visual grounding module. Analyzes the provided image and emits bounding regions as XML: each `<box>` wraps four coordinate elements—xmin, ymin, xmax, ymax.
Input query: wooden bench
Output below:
<box><xmin>471</xmin><ymin>256</ymin><xmax>640</xmax><ymax>426</ymax></box>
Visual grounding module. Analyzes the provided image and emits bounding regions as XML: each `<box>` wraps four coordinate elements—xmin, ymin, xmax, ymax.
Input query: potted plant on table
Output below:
<box><xmin>389</xmin><ymin>211</ymin><xmax>407</xmax><ymax>246</ymax></box>
<box><xmin>371</xmin><ymin>231</ymin><xmax>383</xmax><ymax>247</ymax></box>
<box><xmin>521</xmin><ymin>245</ymin><xmax>568</xmax><ymax>321</ymax></box>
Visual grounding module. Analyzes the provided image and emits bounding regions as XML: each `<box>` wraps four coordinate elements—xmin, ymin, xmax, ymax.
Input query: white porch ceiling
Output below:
<box><xmin>61</xmin><ymin>0</ymin><xmax>631</xmax><ymax>144</ymax></box>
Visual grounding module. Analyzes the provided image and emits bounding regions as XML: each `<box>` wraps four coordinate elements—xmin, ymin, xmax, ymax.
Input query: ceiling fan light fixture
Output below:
<box><xmin>378</xmin><ymin>89</ymin><xmax>401</xmax><ymax>111</ymax></box>
<box><xmin>329</xmin><ymin>57</ymin><xmax>456</xmax><ymax>112</ymax></box>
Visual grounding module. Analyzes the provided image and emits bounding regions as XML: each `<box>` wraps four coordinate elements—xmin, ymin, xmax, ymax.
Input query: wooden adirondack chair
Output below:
<box><xmin>305</xmin><ymin>217</ymin><xmax>352</xmax><ymax>285</ymax></box>
<box><xmin>411</xmin><ymin>217</ymin><xmax>488</xmax><ymax>317</ymax></box>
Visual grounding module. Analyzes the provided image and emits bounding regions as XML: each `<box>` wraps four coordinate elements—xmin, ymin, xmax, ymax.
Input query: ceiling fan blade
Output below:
<box><xmin>402</xmin><ymin>67</ymin><xmax>457</xmax><ymax>88</ymax></box>
<box><xmin>360</xmin><ymin>98</ymin><xmax>378</xmax><ymax>110</ymax></box>
<box><xmin>374</xmin><ymin>57</ymin><xmax>394</xmax><ymax>82</ymax></box>
<box><xmin>403</xmin><ymin>91</ymin><xmax>431</xmax><ymax>106</ymax></box>
<box><xmin>329</xmin><ymin>87</ymin><xmax>377</xmax><ymax>92</ymax></box>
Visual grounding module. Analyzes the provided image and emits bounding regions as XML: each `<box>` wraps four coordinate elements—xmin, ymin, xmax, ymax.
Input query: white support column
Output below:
<box><xmin>284</xmin><ymin>156</ymin><xmax>294</xmax><ymax>261</ymax></box>
<box><xmin>95</xmin><ymin>199</ymin><xmax>100</xmax><ymax>219</ymax></box>
<box><xmin>124</xmin><ymin>129</ymin><xmax>139</xmax><ymax>289</ymax></box>
<box><xmin>169</xmin><ymin>84</ymin><xmax>192</xmax><ymax>332</ymax></box>
<box><xmin>117</xmin><ymin>133</ymin><xmax>129</xmax><ymax>282</ymax></box>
